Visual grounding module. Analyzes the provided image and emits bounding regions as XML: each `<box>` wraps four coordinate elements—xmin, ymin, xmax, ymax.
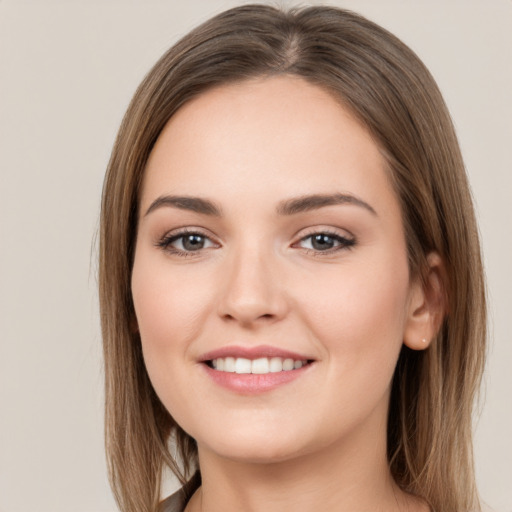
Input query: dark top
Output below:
<box><xmin>159</xmin><ymin>472</ymin><xmax>201</xmax><ymax>512</ymax></box>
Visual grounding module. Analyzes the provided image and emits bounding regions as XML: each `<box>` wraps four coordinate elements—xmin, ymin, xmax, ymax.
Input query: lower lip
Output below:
<box><xmin>202</xmin><ymin>363</ymin><xmax>312</xmax><ymax>394</ymax></box>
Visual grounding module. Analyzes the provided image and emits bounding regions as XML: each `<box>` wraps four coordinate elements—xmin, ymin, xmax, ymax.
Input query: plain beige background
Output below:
<box><xmin>0</xmin><ymin>1</ymin><xmax>510</xmax><ymax>511</ymax></box>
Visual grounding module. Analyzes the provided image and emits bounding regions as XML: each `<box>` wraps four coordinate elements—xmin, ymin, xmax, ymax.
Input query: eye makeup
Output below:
<box><xmin>155</xmin><ymin>227</ymin><xmax>356</xmax><ymax>258</ymax></box>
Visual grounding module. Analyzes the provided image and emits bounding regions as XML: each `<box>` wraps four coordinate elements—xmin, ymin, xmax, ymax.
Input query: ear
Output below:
<box><xmin>403</xmin><ymin>252</ymin><xmax>447</xmax><ymax>350</ymax></box>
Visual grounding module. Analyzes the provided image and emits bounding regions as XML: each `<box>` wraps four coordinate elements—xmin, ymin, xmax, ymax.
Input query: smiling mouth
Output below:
<box><xmin>200</xmin><ymin>346</ymin><xmax>315</xmax><ymax>393</ymax></box>
<box><xmin>206</xmin><ymin>356</ymin><xmax>313</xmax><ymax>374</ymax></box>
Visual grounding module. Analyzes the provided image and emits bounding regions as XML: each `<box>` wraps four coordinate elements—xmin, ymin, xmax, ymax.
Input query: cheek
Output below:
<box><xmin>302</xmin><ymin>251</ymin><xmax>410</xmax><ymax>369</ymax></box>
<box><xmin>131</xmin><ymin>254</ymin><xmax>212</xmax><ymax>364</ymax></box>
<box><xmin>290</xmin><ymin>252</ymin><xmax>410</xmax><ymax>436</ymax></box>
<box><xmin>130</xmin><ymin>254</ymin><xmax>218</xmax><ymax>425</ymax></box>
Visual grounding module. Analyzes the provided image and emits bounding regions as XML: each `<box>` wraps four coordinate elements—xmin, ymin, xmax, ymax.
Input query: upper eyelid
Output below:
<box><xmin>162</xmin><ymin>226</ymin><xmax>218</xmax><ymax>240</ymax></box>
<box><xmin>294</xmin><ymin>225</ymin><xmax>355</xmax><ymax>242</ymax></box>
<box><xmin>159</xmin><ymin>226</ymin><xmax>353</xmax><ymax>242</ymax></box>
<box><xmin>298</xmin><ymin>231</ymin><xmax>353</xmax><ymax>242</ymax></box>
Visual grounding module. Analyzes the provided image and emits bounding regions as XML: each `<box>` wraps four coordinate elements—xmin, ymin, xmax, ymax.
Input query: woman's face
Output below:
<box><xmin>132</xmin><ymin>76</ymin><xmax>421</xmax><ymax>463</ymax></box>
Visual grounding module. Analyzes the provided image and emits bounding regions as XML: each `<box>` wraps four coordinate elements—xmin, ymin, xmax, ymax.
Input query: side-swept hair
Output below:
<box><xmin>99</xmin><ymin>5</ymin><xmax>486</xmax><ymax>512</ymax></box>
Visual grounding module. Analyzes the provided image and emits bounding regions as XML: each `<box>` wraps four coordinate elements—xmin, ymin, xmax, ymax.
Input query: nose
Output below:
<box><xmin>217</xmin><ymin>243</ymin><xmax>289</xmax><ymax>327</ymax></box>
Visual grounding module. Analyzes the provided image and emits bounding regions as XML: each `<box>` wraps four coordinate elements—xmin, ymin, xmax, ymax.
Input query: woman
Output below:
<box><xmin>99</xmin><ymin>4</ymin><xmax>486</xmax><ymax>512</ymax></box>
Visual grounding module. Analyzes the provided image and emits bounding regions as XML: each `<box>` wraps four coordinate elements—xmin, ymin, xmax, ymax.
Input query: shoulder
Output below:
<box><xmin>158</xmin><ymin>489</ymin><xmax>187</xmax><ymax>512</ymax></box>
<box><xmin>159</xmin><ymin>472</ymin><xmax>201</xmax><ymax>512</ymax></box>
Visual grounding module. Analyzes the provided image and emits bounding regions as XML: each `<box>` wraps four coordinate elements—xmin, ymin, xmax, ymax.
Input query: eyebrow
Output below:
<box><xmin>145</xmin><ymin>195</ymin><xmax>222</xmax><ymax>217</ymax></box>
<box><xmin>144</xmin><ymin>193</ymin><xmax>377</xmax><ymax>218</ymax></box>
<box><xmin>276</xmin><ymin>193</ymin><xmax>377</xmax><ymax>216</ymax></box>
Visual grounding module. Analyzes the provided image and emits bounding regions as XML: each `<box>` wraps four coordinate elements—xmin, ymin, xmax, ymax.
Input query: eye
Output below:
<box><xmin>157</xmin><ymin>229</ymin><xmax>217</xmax><ymax>256</ymax></box>
<box><xmin>296</xmin><ymin>231</ymin><xmax>355</xmax><ymax>254</ymax></box>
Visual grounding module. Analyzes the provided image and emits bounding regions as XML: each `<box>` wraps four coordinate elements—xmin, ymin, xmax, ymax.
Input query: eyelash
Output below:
<box><xmin>156</xmin><ymin>229</ymin><xmax>217</xmax><ymax>258</ymax></box>
<box><xmin>295</xmin><ymin>229</ymin><xmax>356</xmax><ymax>256</ymax></box>
<box><xmin>156</xmin><ymin>228</ymin><xmax>356</xmax><ymax>258</ymax></box>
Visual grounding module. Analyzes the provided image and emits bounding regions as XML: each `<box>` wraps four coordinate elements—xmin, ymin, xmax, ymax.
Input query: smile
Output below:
<box><xmin>209</xmin><ymin>356</ymin><xmax>308</xmax><ymax>374</ymax></box>
<box><xmin>199</xmin><ymin>345</ymin><xmax>315</xmax><ymax>393</ymax></box>
<box><xmin>210</xmin><ymin>357</ymin><xmax>308</xmax><ymax>375</ymax></box>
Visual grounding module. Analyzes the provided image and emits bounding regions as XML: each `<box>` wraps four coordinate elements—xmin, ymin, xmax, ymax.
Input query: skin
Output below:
<box><xmin>132</xmin><ymin>76</ymin><xmax>438</xmax><ymax>511</ymax></box>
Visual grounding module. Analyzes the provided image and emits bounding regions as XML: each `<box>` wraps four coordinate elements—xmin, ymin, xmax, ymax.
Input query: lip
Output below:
<box><xmin>198</xmin><ymin>344</ymin><xmax>314</xmax><ymax>362</ymax></box>
<box><xmin>198</xmin><ymin>345</ymin><xmax>315</xmax><ymax>394</ymax></box>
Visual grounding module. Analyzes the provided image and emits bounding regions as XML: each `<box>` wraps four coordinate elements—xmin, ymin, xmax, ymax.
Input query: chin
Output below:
<box><xmin>208</xmin><ymin>441</ymin><xmax>305</xmax><ymax>465</ymax></box>
<box><xmin>194</xmin><ymin>422</ymin><xmax>321</xmax><ymax>465</ymax></box>
<box><xmin>191</xmin><ymin>429</ymin><xmax>302</xmax><ymax>464</ymax></box>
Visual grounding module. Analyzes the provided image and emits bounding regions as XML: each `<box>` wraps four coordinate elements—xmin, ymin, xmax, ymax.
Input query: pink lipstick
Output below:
<box><xmin>199</xmin><ymin>345</ymin><xmax>315</xmax><ymax>394</ymax></box>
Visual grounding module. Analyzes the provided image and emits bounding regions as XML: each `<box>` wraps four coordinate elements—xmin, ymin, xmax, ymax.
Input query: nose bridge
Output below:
<box><xmin>217</xmin><ymin>235</ymin><xmax>287</xmax><ymax>325</ymax></box>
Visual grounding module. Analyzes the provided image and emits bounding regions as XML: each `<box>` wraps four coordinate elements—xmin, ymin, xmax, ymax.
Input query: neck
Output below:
<box><xmin>186</xmin><ymin>415</ymin><xmax>424</xmax><ymax>512</ymax></box>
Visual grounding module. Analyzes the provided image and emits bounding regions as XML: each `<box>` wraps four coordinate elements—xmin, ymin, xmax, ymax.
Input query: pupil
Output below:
<box><xmin>312</xmin><ymin>234</ymin><xmax>334</xmax><ymax>250</ymax></box>
<box><xmin>183</xmin><ymin>234</ymin><xmax>204</xmax><ymax>251</ymax></box>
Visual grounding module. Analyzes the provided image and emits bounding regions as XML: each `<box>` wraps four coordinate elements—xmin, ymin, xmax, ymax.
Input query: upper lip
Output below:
<box><xmin>198</xmin><ymin>345</ymin><xmax>314</xmax><ymax>362</ymax></box>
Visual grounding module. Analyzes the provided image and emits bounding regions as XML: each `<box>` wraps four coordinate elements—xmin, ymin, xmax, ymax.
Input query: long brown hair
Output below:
<box><xmin>99</xmin><ymin>5</ymin><xmax>486</xmax><ymax>512</ymax></box>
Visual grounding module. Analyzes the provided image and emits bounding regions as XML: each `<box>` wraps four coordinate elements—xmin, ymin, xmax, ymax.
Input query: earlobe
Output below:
<box><xmin>403</xmin><ymin>252</ymin><xmax>447</xmax><ymax>351</ymax></box>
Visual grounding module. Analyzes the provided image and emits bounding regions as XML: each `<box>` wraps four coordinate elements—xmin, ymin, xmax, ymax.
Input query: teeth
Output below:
<box><xmin>235</xmin><ymin>358</ymin><xmax>252</xmax><ymax>374</ymax></box>
<box><xmin>210</xmin><ymin>357</ymin><xmax>308</xmax><ymax>374</ymax></box>
<box><xmin>282</xmin><ymin>358</ymin><xmax>294</xmax><ymax>371</ymax></box>
<box><xmin>224</xmin><ymin>357</ymin><xmax>236</xmax><ymax>373</ymax></box>
<box><xmin>251</xmin><ymin>357</ymin><xmax>269</xmax><ymax>374</ymax></box>
<box><xmin>269</xmin><ymin>357</ymin><xmax>283</xmax><ymax>372</ymax></box>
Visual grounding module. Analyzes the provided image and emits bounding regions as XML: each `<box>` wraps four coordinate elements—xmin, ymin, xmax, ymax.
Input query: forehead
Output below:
<box><xmin>141</xmin><ymin>75</ymin><xmax>398</xmax><ymax>221</ymax></box>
